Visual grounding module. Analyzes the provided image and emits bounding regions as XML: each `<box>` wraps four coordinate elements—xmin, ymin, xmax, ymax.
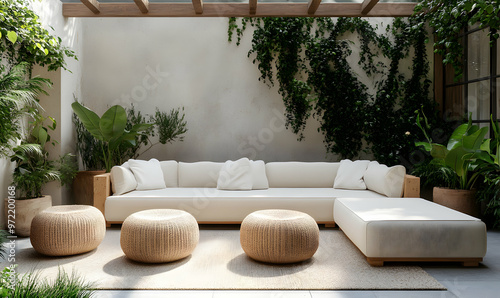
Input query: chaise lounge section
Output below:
<box><xmin>334</xmin><ymin>197</ymin><xmax>487</xmax><ymax>266</ymax></box>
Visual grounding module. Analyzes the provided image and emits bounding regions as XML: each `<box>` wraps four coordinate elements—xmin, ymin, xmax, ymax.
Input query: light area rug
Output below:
<box><xmin>11</xmin><ymin>227</ymin><xmax>445</xmax><ymax>290</ymax></box>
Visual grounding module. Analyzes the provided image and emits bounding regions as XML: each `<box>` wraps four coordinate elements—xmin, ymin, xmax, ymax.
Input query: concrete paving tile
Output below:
<box><xmin>93</xmin><ymin>290</ymin><xmax>214</xmax><ymax>298</ymax></box>
<box><xmin>212</xmin><ymin>290</ymin><xmax>311</xmax><ymax>298</ymax></box>
<box><xmin>310</xmin><ymin>290</ymin><xmax>376</xmax><ymax>298</ymax></box>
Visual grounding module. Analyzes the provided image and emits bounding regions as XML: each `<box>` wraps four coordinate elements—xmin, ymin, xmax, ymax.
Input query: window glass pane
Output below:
<box><xmin>497</xmin><ymin>78</ymin><xmax>500</xmax><ymax>118</ymax></box>
<box><xmin>467</xmin><ymin>80</ymin><xmax>490</xmax><ymax>121</ymax></box>
<box><xmin>497</xmin><ymin>42</ymin><xmax>500</xmax><ymax>73</ymax></box>
<box><xmin>445</xmin><ymin>85</ymin><xmax>465</xmax><ymax>120</ymax></box>
<box><xmin>468</xmin><ymin>29</ymin><xmax>490</xmax><ymax>80</ymax></box>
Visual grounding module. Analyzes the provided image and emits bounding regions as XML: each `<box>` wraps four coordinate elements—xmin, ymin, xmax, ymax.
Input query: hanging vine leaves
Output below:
<box><xmin>228</xmin><ymin>17</ymin><xmax>444</xmax><ymax>164</ymax></box>
<box><xmin>414</xmin><ymin>0</ymin><xmax>500</xmax><ymax>80</ymax></box>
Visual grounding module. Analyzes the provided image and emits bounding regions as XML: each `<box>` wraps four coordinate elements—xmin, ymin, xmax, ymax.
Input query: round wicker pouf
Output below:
<box><xmin>240</xmin><ymin>209</ymin><xmax>319</xmax><ymax>264</ymax></box>
<box><xmin>120</xmin><ymin>209</ymin><xmax>199</xmax><ymax>263</ymax></box>
<box><xmin>30</xmin><ymin>205</ymin><xmax>106</xmax><ymax>256</ymax></box>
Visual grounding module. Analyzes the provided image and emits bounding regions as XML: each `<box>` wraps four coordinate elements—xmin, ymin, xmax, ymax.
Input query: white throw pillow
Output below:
<box><xmin>128</xmin><ymin>158</ymin><xmax>166</xmax><ymax>191</ymax></box>
<box><xmin>250</xmin><ymin>160</ymin><xmax>269</xmax><ymax>190</ymax></box>
<box><xmin>364</xmin><ymin>161</ymin><xmax>406</xmax><ymax>197</ymax></box>
<box><xmin>110</xmin><ymin>165</ymin><xmax>137</xmax><ymax>195</ymax></box>
<box><xmin>333</xmin><ymin>159</ymin><xmax>370</xmax><ymax>190</ymax></box>
<box><xmin>217</xmin><ymin>158</ymin><xmax>253</xmax><ymax>190</ymax></box>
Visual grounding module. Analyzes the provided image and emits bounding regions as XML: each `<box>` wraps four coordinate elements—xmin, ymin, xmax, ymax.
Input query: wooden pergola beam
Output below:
<box><xmin>192</xmin><ymin>0</ymin><xmax>204</xmax><ymax>14</ymax></box>
<box><xmin>361</xmin><ymin>0</ymin><xmax>379</xmax><ymax>15</ymax></box>
<box><xmin>80</xmin><ymin>0</ymin><xmax>100</xmax><ymax>14</ymax></box>
<box><xmin>307</xmin><ymin>0</ymin><xmax>322</xmax><ymax>15</ymax></box>
<box><xmin>134</xmin><ymin>0</ymin><xmax>149</xmax><ymax>13</ymax></box>
<box><xmin>63</xmin><ymin>3</ymin><xmax>417</xmax><ymax>18</ymax></box>
<box><xmin>249</xmin><ymin>0</ymin><xmax>257</xmax><ymax>15</ymax></box>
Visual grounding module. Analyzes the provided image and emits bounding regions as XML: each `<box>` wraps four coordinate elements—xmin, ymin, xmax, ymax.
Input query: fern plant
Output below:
<box><xmin>0</xmin><ymin>63</ymin><xmax>50</xmax><ymax>157</ymax></box>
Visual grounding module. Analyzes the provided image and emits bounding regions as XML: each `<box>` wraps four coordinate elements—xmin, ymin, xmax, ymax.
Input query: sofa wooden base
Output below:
<box><xmin>366</xmin><ymin>257</ymin><xmax>483</xmax><ymax>267</ymax></box>
<box><xmin>106</xmin><ymin>220</ymin><xmax>336</xmax><ymax>228</ymax></box>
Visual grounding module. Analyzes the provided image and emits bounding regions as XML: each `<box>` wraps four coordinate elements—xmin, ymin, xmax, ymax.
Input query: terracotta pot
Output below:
<box><xmin>72</xmin><ymin>170</ymin><xmax>106</xmax><ymax>205</ymax></box>
<box><xmin>433</xmin><ymin>187</ymin><xmax>479</xmax><ymax>217</ymax></box>
<box><xmin>4</xmin><ymin>195</ymin><xmax>52</xmax><ymax>237</ymax></box>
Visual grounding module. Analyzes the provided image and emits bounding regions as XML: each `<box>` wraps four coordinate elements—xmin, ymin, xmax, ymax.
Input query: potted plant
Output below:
<box><xmin>414</xmin><ymin>113</ymin><xmax>499</xmax><ymax>217</ymax></box>
<box><xmin>71</xmin><ymin>102</ymin><xmax>153</xmax><ymax>173</ymax></box>
<box><xmin>6</xmin><ymin>112</ymin><xmax>77</xmax><ymax>236</ymax></box>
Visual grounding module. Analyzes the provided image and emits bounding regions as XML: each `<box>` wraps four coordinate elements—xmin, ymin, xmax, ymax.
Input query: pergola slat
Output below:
<box><xmin>307</xmin><ymin>0</ymin><xmax>322</xmax><ymax>15</ymax></box>
<box><xmin>249</xmin><ymin>0</ymin><xmax>257</xmax><ymax>15</ymax></box>
<box><xmin>63</xmin><ymin>2</ymin><xmax>417</xmax><ymax>18</ymax></box>
<box><xmin>80</xmin><ymin>0</ymin><xmax>100</xmax><ymax>14</ymax></box>
<box><xmin>361</xmin><ymin>0</ymin><xmax>379</xmax><ymax>15</ymax></box>
<box><xmin>134</xmin><ymin>0</ymin><xmax>149</xmax><ymax>13</ymax></box>
<box><xmin>192</xmin><ymin>0</ymin><xmax>204</xmax><ymax>14</ymax></box>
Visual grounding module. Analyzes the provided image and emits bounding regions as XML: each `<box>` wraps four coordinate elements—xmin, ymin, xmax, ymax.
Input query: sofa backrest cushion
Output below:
<box><xmin>363</xmin><ymin>161</ymin><xmax>406</xmax><ymax>197</ymax></box>
<box><xmin>266</xmin><ymin>162</ymin><xmax>339</xmax><ymax>188</ymax></box>
<box><xmin>110</xmin><ymin>165</ymin><xmax>137</xmax><ymax>195</ymax></box>
<box><xmin>251</xmin><ymin>160</ymin><xmax>269</xmax><ymax>189</ymax></box>
<box><xmin>178</xmin><ymin>161</ymin><xmax>224</xmax><ymax>187</ymax></box>
<box><xmin>160</xmin><ymin>160</ymin><xmax>179</xmax><ymax>187</ymax></box>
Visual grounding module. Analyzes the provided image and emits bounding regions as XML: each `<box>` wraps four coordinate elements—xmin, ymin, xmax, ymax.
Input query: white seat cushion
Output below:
<box><xmin>105</xmin><ymin>188</ymin><xmax>385</xmax><ymax>222</ymax></box>
<box><xmin>334</xmin><ymin>197</ymin><xmax>487</xmax><ymax>259</ymax></box>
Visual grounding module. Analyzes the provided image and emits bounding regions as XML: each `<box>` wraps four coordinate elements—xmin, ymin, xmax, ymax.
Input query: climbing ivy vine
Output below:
<box><xmin>228</xmin><ymin>17</ymin><xmax>445</xmax><ymax>166</ymax></box>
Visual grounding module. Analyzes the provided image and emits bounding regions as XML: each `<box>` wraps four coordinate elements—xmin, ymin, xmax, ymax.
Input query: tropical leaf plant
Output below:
<box><xmin>415</xmin><ymin>112</ymin><xmax>489</xmax><ymax>190</ymax></box>
<box><xmin>71</xmin><ymin>102</ymin><xmax>152</xmax><ymax>172</ymax></box>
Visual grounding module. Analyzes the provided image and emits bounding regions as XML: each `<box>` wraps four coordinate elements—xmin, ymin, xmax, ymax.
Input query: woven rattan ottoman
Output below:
<box><xmin>240</xmin><ymin>209</ymin><xmax>319</xmax><ymax>264</ymax></box>
<box><xmin>30</xmin><ymin>205</ymin><xmax>106</xmax><ymax>256</ymax></box>
<box><xmin>120</xmin><ymin>209</ymin><xmax>199</xmax><ymax>263</ymax></box>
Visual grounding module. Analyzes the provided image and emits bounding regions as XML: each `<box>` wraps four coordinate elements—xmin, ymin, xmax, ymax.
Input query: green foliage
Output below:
<box><xmin>11</xmin><ymin>144</ymin><xmax>60</xmax><ymax>199</ymax></box>
<box><xmin>414</xmin><ymin>0</ymin><xmax>500</xmax><ymax>80</ymax></box>
<box><xmin>0</xmin><ymin>230</ymin><xmax>7</xmax><ymax>260</ymax></box>
<box><xmin>72</xmin><ymin>102</ymin><xmax>153</xmax><ymax>172</ymax></box>
<box><xmin>153</xmin><ymin>107</ymin><xmax>188</xmax><ymax>145</ymax></box>
<box><xmin>0</xmin><ymin>0</ymin><xmax>76</xmax><ymax>73</ymax></box>
<box><xmin>73</xmin><ymin>111</ymin><xmax>106</xmax><ymax>171</ymax></box>
<box><xmin>228</xmin><ymin>17</ymin><xmax>443</xmax><ymax>162</ymax></box>
<box><xmin>74</xmin><ymin>104</ymin><xmax>187</xmax><ymax>171</ymax></box>
<box><xmin>0</xmin><ymin>265</ymin><xmax>16</xmax><ymax>297</ymax></box>
<box><xmin>11</xmin><ymin>108</ymin><xmax>78</xmax><ymax>199</ymax></box>
<box><xmin>0</xmin><ymin>63</ymin><xmax>51</xmax><ymax>157</ymax></box>
<box><xmin>415</xmin><ymin>113</ymin><xmax>495</xmax><ymax>190</ymax></box>
<box><xmin>4</xmin><ymin>268</ymin><xmax>95</xmax><ymax>298</ymax></box>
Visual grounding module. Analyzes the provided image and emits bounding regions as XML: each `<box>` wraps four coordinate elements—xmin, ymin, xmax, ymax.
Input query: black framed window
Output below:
<box><xmin>442</xmin><ymin>24</ymin><xmax>499</xmax><ymax>132</ymax></box>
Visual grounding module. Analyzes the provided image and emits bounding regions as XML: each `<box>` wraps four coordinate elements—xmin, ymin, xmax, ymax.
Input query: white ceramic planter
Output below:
<box><xmin>4</xmin><ymin>195</ymin><xmax>52</xmax><ymax>237</ymax></box>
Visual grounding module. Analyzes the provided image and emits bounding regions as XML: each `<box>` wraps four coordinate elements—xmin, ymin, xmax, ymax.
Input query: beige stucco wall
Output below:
<box><xmin>81</xmin><ymin>17</ymin><xmax>433</xmax><ymax>163</ymax></box>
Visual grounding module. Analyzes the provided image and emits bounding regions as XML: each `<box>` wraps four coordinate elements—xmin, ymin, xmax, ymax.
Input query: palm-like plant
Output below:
<box><xmin>0</xmin><ymin>63</ymin><xmax>51</xmax><ymax>157</ymax></box>
<box><xmin>10</xmin><ymin>143</ymin><xmax>61</xmax><ymax>200</ymax></box>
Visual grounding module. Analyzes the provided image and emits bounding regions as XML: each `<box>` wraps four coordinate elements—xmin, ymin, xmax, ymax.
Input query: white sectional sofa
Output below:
<box><xmin>91</xmin><ymin>160</ymin><xmax>420</xmax><ymax>227</ymax></box>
